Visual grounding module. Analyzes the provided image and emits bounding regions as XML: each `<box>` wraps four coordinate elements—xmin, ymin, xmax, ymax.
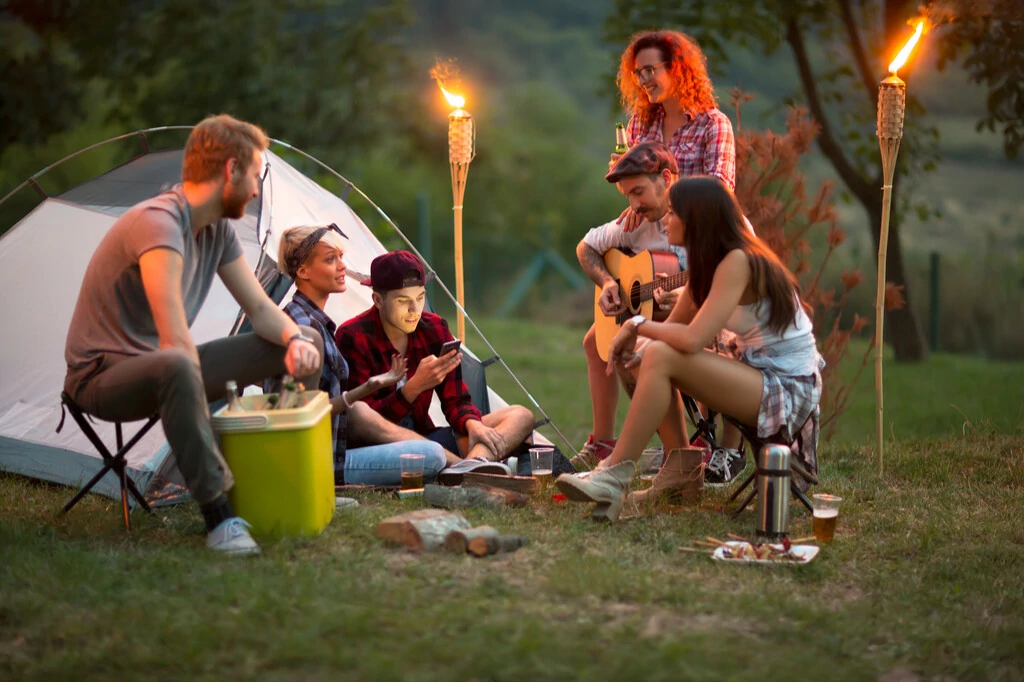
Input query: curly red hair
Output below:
<box><xmin>618</xmin><ymin>30</ymin><xmax>717</xmax><ymax>125</ymax></box>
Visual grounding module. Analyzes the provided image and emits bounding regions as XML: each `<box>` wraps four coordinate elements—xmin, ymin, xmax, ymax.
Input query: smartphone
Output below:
<box><xmin>438</xmin><ymin>339</ymin><xmax>462</xmax><ymax>357</ymax></box>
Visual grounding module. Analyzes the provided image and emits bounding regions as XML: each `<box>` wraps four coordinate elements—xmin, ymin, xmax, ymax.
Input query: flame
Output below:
<box><xmin>888</xmin><ymin>21</ymin><xmax>925</xmax><ymax>74</ymax></box>
<box><xmin>438</xmin><ymin>84</ymin><xmax>465</xmax><ymax>110</ymax></box>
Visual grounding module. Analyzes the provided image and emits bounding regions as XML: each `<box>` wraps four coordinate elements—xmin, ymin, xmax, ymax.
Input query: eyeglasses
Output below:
<box><xmin>632</xmin><ymin>61</ymin><xmax>669</xmax><ymax>83</ymax></box>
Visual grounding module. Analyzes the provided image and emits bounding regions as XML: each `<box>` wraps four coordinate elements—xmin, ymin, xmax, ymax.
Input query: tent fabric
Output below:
<box><xmin>0</xmin><ymin>144</ymin><xmax>531</xmax><ymax>503</ymax></box>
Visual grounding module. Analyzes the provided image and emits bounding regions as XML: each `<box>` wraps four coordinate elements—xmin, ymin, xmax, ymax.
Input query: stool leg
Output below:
<box><xmin>124</xmin><ymin>477</ymin><xmax>153</xmax><ymax>514</ymax></box>
<box><xmin>727</xmin><ymin>470</ymin><xmax>756</xmax><ymax>503</ymax></box>
<box><xmin>731</xmin><ymin>488</ymin><xmax>757</xmax><ymax>517</ymax></box>
<box><xmin>61</xmin><ymin>464</ymin><xmax>114</xmax><ymax>514</ymax></box>
<box><xmin>115</xmin><ymin>461</ymin><xmax>131</xmax><ymax>531</ymax></box>
<box><xmin>791</xmin><ymin>481</ymin><xmax>814</xmax><ymax>512</ymax></box>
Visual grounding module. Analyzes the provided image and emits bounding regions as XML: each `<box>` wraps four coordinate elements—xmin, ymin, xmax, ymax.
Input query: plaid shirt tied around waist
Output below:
<box><xmin>335</xmin><ymin>308</ymin><xmax>482</xmax><ymax>435</ymax></box>
<box><xmin>626</xmin><ymin>106</ymin><xmax>736</xmax><ymax>190</ymax></box>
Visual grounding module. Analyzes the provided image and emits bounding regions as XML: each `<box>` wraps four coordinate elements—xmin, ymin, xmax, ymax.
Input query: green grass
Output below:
<box><xmin>2</xmin><ymin>319</ymin><xmax>1023</xmax><ymax>680</ymax></box>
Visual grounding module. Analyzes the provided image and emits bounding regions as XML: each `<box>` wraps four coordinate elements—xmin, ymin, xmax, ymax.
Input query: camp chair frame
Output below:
<box><xmin>679</xmin><ymin>393</ymin><xmax>817</xmax><ymax>516</ymax></box>
<box><xmin>56</xmin><ymin>391</ymin><xmax>159</xmax><ymax>531</ymax></box>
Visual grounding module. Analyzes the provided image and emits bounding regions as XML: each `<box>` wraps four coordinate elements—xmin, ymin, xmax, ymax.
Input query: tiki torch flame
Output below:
<box><xmin>439</xmin><ymin>84</ymin><xmax>466</xmax><ymax>112</ymax></box>
<box><xmin>888</xmin><ymin>21</ymin><xmax>925</xmax><ymax>74</ymax></box>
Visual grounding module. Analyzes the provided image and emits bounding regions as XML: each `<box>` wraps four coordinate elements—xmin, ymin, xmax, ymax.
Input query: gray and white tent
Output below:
<box><xmin>0</xmin><ymin>127</ymin><xmax>566</xmax><ymax>502</ymax></box>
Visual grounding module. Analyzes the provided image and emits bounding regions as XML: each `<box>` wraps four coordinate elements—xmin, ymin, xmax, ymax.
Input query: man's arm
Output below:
<box><xmin>576</xmin><ymin>240</ymin><xmax>615</xmax><ymax>287</ymax></box>
<box><xmin>218</xmin><ymin>255</ymin><xmax>319</xmax><ymax>374</ymax></box>
<box><xmin>140</xmin><ymin>248</ymin><xmax>199</xmax><ymax>365</ymax></box>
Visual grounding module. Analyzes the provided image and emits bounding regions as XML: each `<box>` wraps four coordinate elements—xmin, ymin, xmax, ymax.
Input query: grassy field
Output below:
<box><xmin>2</xmin><ymin>319</ymin><xmax>1023</xmax><ymax>680</ymax></box>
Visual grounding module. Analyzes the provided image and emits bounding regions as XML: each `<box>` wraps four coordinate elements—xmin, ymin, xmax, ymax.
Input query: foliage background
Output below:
<box><xmin>1</xmin><ymin>0</ymin><xmax>1020</xmax><ymax>356</ymax></box>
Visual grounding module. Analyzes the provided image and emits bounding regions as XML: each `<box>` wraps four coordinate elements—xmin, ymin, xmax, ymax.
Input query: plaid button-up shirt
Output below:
<box><xmin>626</xmin><ymin>106</ymin><xmax>736</xmax><ymax>190</ymax></box>
<box><xmin>283</xmin><ymin>291</ymin><xmax>348</xmax><ymax>465</ymax></box>
<box><xmin>335</xmin><ymin>308</ymin><xmax>482</xmax><ymax>435</ymax></box>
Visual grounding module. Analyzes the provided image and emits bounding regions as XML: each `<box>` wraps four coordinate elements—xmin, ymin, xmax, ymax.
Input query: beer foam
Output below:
<box><xmin>813</xmin><ymin>509</ymin><xmax>839</xmax><ymax>519</ymax></box>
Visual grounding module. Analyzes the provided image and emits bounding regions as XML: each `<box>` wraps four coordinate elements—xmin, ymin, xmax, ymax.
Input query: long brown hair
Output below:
<box><xmin>618</xmin><ymin>30</ymin><xmax>718</xmax><ymax>127</ymax></box>
<box><xmin>670</xmin><ymin>176</ymin><xmax>805</xmax><ymax>334</ymax></box>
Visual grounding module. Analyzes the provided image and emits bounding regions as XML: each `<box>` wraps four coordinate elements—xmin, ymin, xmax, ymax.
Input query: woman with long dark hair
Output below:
<box><xmin>558</xmin><ymin>176</ymin><xmax>823</xmax><ymax>522</ymax></box>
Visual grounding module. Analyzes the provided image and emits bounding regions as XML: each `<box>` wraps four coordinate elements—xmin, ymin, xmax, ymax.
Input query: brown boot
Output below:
<box><xmin>628</xmin><ymin>447</ymin><xmax>704</xmax><ymax>508</ymax></box>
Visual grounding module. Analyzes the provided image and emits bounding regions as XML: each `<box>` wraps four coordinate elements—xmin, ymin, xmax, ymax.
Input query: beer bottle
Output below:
<box><xmin>277</xmin><ymin>375</ymin><xmax>295</xmax><ymax>410</ymax></box>
<box><xmin>225</xmin><ymin>380</ymin><xmax>242</xmax><ymax>413</ymax></box>
<box><xmin>614</xmin><ymin>123</ymin><xmax>628</xmax><ymax>154</ymax></box>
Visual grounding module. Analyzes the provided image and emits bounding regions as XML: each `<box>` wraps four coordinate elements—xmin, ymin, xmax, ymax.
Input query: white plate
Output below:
<box><xmin>712</xmin><ymin>541</ymin><xmax>819</xmax><ymax>565</ymax></box>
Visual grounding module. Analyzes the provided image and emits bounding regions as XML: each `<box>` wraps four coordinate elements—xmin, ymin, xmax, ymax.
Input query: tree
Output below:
<box><xmin>1</xmin><ymin>0</ymin><xmax>417</xmax><ymax>161</ymax></box>
<box><xmin>603</xmin><ymin>0</ymin><xmax>1021</xmax><ymax>361</ymax></box>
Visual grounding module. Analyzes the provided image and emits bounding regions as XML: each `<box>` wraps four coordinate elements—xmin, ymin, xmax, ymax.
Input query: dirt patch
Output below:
<box><xmin>879</xmin><ymin>665</ymin><xmax>920</xmax><ymax>681</ymax></box>
<box><xmin>596</xmin><ymin>601</ymin><xmax>765</xmax><ymax>639</ymax></box>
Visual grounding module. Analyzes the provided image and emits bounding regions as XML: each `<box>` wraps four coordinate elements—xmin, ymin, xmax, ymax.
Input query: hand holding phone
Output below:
<box><xmin>439</xmin><ymin>339</ymin><xmax>462</xmax><ymax>357</ymax></box>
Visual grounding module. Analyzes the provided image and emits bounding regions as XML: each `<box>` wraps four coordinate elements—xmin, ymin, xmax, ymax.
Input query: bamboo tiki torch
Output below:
<box><xmin>441</xmin><ymin>86</ymin><xmax>476</xmax><ymax>342</ymax></box>
<box><xmin>875</xmin><ymin>21</ymin><xmax>924</xmax><ymax>474</ymax></box>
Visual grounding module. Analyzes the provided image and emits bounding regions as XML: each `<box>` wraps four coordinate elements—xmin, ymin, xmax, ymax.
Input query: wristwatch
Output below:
<box><xmin>287</xmin><ymin>332</ymin><xmax>315</xmax><ymax>347</ymax></box>
<box><xmin>629</xmin><ymin>314</ymin><xmax>647</xmax><ymax>331</ymax></box>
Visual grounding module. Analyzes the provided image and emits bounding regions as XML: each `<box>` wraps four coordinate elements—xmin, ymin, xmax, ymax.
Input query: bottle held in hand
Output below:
<box><xmin>614</xmin><ymin>122</ymin><xmax>628</xmax><ymax>154</ymax></box>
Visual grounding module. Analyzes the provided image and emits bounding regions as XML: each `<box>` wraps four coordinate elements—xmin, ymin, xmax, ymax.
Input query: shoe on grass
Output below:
<box><xmin>335</xmin><ymin>496</ymin><xmax>360</xmax><ymax>509</ymax></box>
<box><xmin>704</xmin><ymin>447</ymin><xmax>746</xmax><ymax>486</ymax></box>
<box><xmin>571</xmin><ymin>434</ymin><xmax>616</xmax><ymax>470</ymax></box>
<box><xmin>555</xmin><ymin>461</ymin><xmax>636</xmax><ymax>522</ymax></box>
<box><xmin>437</xmin><ymin>457</ymin><xmax>511</xmax><ymax>486</ymax></box>
<box><xmin>206</xmin><ymin>517</ymin><xmax>260</xmax><ymax>556</ymax></box>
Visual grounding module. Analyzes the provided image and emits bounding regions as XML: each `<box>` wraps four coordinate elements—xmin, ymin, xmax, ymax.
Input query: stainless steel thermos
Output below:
<box><xmin>756</xmin><ymin>444</ymin><xmax>792</xmax><ymax>538</ymax></box>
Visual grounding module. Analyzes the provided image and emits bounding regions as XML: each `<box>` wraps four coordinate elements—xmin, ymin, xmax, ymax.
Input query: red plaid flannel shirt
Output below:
<box><xmin>335</xmin><ymin>307</ymin><xmax>482</xmax><ymax>435</ymax></box>
<box><xmin>626</xmin><ymin>106</ymin><xmax>736</xmax><ymax>190</ymax></box>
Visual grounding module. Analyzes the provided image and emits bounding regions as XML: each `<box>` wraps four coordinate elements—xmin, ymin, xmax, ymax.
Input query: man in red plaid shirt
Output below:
<box><xmin>336</xmin><ymin>251</ymin><xmax>535</xmax><ymax>469</ymax></box>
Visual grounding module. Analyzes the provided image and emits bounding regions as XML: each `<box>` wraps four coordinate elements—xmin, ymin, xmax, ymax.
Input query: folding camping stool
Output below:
<box><xmin>56</xmin><ymin>391</ymin><xmax>159</xmax><ymax>531</ymax></box>
<box><xmin>679</xmin><ymin>393</ymin><xmax>817</xmax><ymax>516</ymax></box>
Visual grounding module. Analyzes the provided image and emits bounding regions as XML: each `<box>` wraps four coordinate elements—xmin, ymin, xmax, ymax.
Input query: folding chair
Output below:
<box><xmin>679</xmin><ymin>393</ymin><xmax>817</xmax><ymax>516</ymax></box>
<box><xmin>55</xmin><ymin>391</ymin><xmax>160</xmax><ymax>530</ymax></box>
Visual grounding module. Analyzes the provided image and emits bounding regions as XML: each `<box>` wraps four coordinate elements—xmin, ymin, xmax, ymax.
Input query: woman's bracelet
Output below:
<box><xmin>342</xmin><ymin>391</ymin><xmax>354</xmax><ymax>410</ymax></box>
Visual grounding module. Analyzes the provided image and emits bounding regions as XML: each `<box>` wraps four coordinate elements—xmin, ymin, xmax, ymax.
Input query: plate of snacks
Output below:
<box><xmin>712</xmin><ymin>539</ymin><xmax>818</xmax><ymax>565</ymax></box>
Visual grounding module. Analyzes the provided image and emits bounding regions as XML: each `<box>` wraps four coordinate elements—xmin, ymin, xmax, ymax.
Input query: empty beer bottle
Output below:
<box><xmin>614</xmin><ymin>123</ymin><xmax>628</xmax><ymax>154</ymax></box>
<box><xmin>225</xmin><ymin>380</ymin><xmax>242</xmax><ymax>413</ymax></box>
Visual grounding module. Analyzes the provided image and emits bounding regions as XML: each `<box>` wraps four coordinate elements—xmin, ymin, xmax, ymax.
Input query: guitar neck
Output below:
<box><xmin>634</xmin><ymin>271</ymin><xmax>688</xmax><ymax>302</ymax></box>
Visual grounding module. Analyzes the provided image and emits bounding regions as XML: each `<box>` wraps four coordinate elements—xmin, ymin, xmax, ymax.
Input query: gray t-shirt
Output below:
<box><xmin>64</xmin><ymin>186</ymin><xmax>244</xmax><ymax>371</ymax></box>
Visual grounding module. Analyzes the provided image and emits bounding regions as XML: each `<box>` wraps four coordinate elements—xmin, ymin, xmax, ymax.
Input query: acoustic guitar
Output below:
<box><xmin>593</xmin><ymin>249</ymin><xmax>687</xmax><ymax>362</ymax></box>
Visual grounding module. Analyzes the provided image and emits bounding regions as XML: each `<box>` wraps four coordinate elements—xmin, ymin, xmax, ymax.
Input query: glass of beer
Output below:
<box><xmin>399</xmin><ymin>454</ymin><xmax>425</xmax><ymax>490</ymax></box>
<box><xmin>812</xmin><ymin>493</ymin><xmax>843</xmax><ymax>542</ymax></box>
<box><xmin>529</xmin><ymin>447</ymin><xmax>554</xmax><ymax>491</ymax></box>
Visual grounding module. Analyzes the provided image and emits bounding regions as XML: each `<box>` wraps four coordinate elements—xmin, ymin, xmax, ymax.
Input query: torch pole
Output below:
<box><xmin>875</xmin><ymin>158</ymin><xmax>896</xmax><ymax>473</ymax></box>
<box><xmin>876</xmin><ymin>74</ymin><xmax>905</xmax><ymax>476</ymax></box>
<box><xmin>451</xmin><ymin>163</ymin><xmax>468</xmax><ymax>341</ymax></box>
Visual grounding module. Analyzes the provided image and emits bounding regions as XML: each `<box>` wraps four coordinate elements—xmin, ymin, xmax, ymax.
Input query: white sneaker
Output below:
<box><xmin>335</xmin><ymin>496</ymin><xmax>360</xmax><ymax>509</ymax></box>
<box><xmin>206</xmin><ymin>517</ymin><xmax>260</xmax><ymax>556</ymax></box>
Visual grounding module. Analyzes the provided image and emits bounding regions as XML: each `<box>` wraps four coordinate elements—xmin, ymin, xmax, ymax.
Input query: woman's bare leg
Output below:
<box><xmin>603</xmin><ymin>341</ymin><xmax>763</xmax><ymax>468</ymax></box>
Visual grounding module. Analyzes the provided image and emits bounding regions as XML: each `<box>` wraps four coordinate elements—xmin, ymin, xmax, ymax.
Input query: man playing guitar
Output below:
<box><xmin>575</xmin><ymin>142</ymin><xmax>688</xmax><ymax>469</ymax></box>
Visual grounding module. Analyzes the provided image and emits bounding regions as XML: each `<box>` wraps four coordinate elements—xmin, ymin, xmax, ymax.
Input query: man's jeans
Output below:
<box><xmin>343</xmin><ymin>440</ymin><xmax>446</xmax><ymax>486</ymax></box>
<box><xmin>64</xmin><ymin>329</ymin><xmax>323</xmax><ymax>505</ymax></box>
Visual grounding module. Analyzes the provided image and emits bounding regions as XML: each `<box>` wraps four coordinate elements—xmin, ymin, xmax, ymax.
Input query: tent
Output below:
<box><xmin>0</xmin><ymin>127</ymin><xmax>567</xmax><ymax>503</ymax></box>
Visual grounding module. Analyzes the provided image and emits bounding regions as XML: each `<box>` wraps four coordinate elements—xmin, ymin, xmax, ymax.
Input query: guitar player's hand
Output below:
<box><xmin>615</xmin><ymin>206</ymin><xmax>643</xmax><ymax>233</ymax></box>
<box><xmin>653</xmin><ymin>272</ymin><xmax>680</xmax><ymax>311</ymax></box>
<box><xmin>606</xmin><ymin>323</ymin><xmax>638</xmax><ymax>375</ymax></box>
<box><xmin>598</xmin><ymin>281</ymin><xmax>625</xmax><ymax>315</ymax></box>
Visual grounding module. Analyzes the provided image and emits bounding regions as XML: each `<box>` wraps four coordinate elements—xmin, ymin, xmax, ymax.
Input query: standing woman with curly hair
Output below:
<box><xmin>616</xmin><ymin>30</ymin><xmax>736</xmax><ymax>229</ymax></box>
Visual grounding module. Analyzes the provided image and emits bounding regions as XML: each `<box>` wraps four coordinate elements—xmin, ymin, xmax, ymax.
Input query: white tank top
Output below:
<box><xmin>724</xmin><ymin>295</ymin><xmax>813</xmax><ymax>350</ymax></box>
